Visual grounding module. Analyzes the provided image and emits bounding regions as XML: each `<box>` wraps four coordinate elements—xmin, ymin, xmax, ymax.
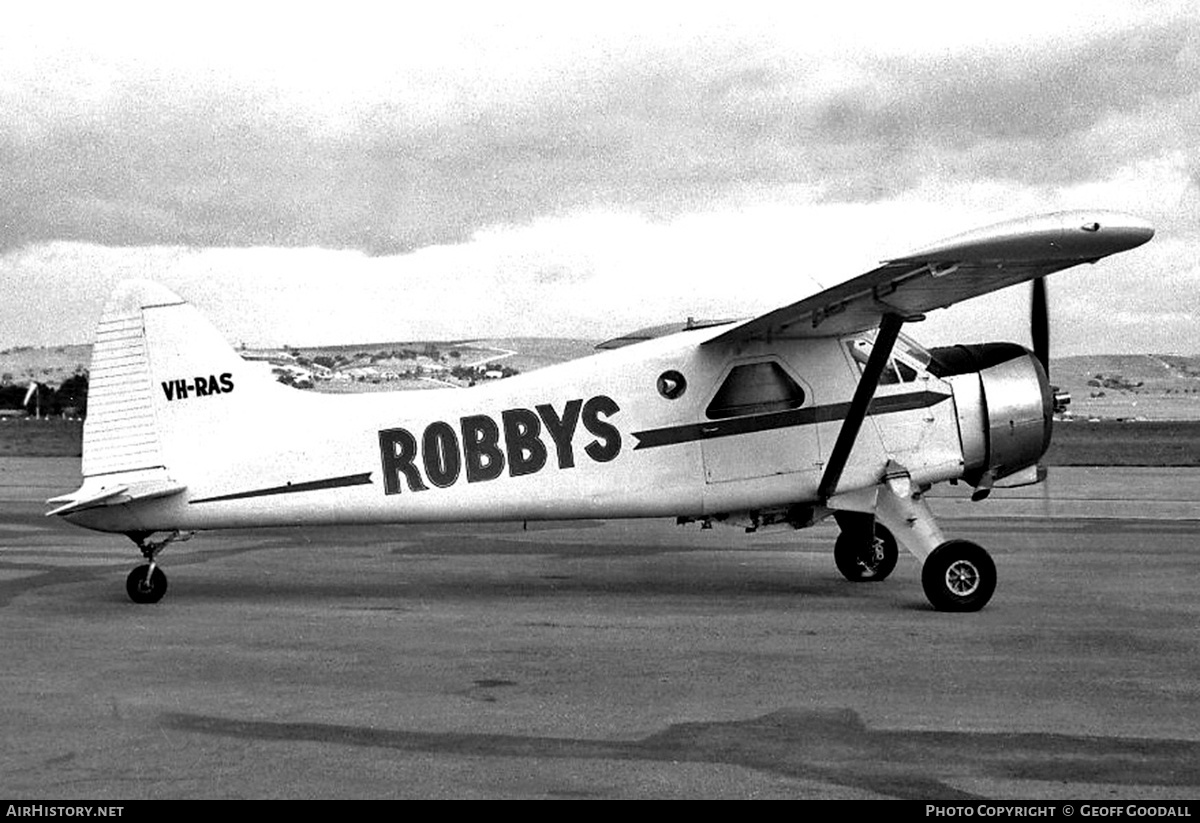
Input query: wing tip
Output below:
<box><xmin>889</xmin><ymin>210</ymin><xmax>1154</xmax><ymax>264</ymax></box>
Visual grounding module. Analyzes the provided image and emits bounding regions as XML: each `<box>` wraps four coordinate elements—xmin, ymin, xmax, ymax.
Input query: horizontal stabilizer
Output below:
<box><xmin>45</xmin><ymin>485</ymin><xmax>129</xmax><ymax>517</ymax></box>
<box><xmin>47</xmin><ymin>473</ymin><xmax>186</xmax><ymax>518</ymax></box>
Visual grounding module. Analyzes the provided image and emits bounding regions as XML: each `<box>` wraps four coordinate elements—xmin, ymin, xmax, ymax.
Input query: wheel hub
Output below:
<box><xmin>869</xmin><ymin>536</ymin><xmax>886</xmax><ymax>565</ymax></box>
<box><xmin>945</xmin><ymin>559</ymin><xmax>980</xmax><ymax>596</ymax></box>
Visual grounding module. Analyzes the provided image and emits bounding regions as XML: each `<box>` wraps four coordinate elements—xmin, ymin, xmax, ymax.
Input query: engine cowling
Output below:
<box><xmin>928</xmin><ymin>343</ymin><xmax>1054</xmax><ymax>488</ymax></box>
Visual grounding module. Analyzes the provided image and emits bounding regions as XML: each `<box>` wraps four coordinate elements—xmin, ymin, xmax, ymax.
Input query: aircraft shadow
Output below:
<box><xmin>161</xmin><ymin>707</ymin><xmax>1200</xmax><ymax>799</ymax></box>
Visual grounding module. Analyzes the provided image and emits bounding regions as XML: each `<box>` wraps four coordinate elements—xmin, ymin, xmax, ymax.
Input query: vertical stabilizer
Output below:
<box><xmin>81</xmin><ymin>279</ymin><xmax>264</xmax><ymax>481</ymax></box>
<box><xmin>50</xmin><ymin>279</ymin><xmax>270</xmax><ymax>520</ymax></box>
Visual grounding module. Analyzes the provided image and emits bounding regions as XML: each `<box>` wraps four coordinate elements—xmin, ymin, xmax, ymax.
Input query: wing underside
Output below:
<box><xmin>704</xmin><ymin>210</ymin><xmax>1154</xmax><ymax>346</ymax></box>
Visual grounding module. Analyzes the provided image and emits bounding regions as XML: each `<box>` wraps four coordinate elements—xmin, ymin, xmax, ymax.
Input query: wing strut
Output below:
<box><xmin>818</xmin><ymin>313</ymin><xmax>905</xmax><ymax>501</ymax></box>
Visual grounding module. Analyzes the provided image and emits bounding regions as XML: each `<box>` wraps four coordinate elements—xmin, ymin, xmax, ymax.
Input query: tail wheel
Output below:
<box><xmin>126</xmin><ymin>564</ymin><xmax>168</xmax><ymax>604</ymax></box>
<box><xmin>921</xmin><ymin>540</ymin><xmax>996</xmax><ymax>612</ymax></box>
<box><xmin>834</xmin><ymin>522</ymin><xmax>899</xmax><ymax>582</ymax></box>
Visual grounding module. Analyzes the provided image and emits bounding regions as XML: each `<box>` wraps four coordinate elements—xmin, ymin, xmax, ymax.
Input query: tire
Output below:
<box><xmin>834</xmin><ymin>522</ymin><xmax>899</xmax><ymax>582</ymax></box>
<box><xmin>921</xmin><ymin>540</ymin><xmax>995</xmax><ymax>612</ymax></box>
<box><xmin>126</xmin><ymin>564</ymin><xmax>168</xmax><ymax>604</ymax></box>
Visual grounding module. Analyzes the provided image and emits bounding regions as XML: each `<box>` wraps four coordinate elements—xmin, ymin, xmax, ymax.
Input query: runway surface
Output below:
<box><xmin>2</xmin><ymin>458</ymin><xmax>1199</xmax><ymax>799</ymax></box>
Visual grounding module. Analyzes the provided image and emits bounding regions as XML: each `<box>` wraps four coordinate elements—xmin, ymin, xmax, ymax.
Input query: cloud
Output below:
<box><xmin>1</xmin><ymin>3</ymin><xmax>1196</xmax><ymax>356</ymax></box>
<box><xmin>2</xmin><ymin>5</ymin><xmax>1196</xmax><ymax>258</ymax></box>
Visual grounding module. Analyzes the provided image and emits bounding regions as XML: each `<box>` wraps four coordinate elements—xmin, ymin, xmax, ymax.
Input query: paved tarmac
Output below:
<box><xmin>1</xmin><ymin>458</ymin><xmax>1199</xmax><ymax>799</ymax></box>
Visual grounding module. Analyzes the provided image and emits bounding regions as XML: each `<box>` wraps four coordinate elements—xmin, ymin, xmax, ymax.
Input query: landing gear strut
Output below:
<box><xmin>124</xmin><ymin>530</ymin><xmax>192</xmax><ymax>604</ymax></box>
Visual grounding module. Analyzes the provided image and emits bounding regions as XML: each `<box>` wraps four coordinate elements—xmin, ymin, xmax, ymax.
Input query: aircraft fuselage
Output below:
<box><xmin>65</xmin><ymin>328</ymin><xmax>965</xmax><ymax>534</ymax></box>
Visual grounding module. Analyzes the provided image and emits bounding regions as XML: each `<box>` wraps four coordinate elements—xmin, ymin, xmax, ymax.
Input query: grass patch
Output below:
<box><xmin>1044</xmin><ymin>420</ymin><xmax>1200</xmax><ymax>467</ymax></box>
<box><xmin>0</xmin><ymin>419</ymin><xmax>83</xmax><ymax>457</ymax></box>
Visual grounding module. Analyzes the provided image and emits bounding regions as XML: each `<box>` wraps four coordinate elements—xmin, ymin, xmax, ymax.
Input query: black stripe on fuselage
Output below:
<box><xmin>631</xmin><ymin>390</ymin><xmax>950</xmax><ymax>450</ymax></box>
<box><xmin>190</xmin><ymin>472</ymin><xmax>373</xmax><ymax>504</ymax></box>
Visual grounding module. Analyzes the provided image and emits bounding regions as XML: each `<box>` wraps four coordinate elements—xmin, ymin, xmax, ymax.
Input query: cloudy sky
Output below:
<box><xmin>2</xmin><ymin>1</ymin><xmax>1197</xmax><ymax>355</ymax></box>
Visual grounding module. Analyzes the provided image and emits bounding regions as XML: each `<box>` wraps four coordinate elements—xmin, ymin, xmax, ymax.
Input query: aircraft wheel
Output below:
<box><xmin>834</xmin><ymin>522</ymin><xmax>898</xmax><ymax>582</ymax></box>
<box><xmin>921</xmin><ymin>540</ymin><xmax>995</xmax><ymax>612</ymax></box>
<box><xmin>126</xmin><ymin>564</ymin><xmax>168</xmax><ymax>604</ymax></box>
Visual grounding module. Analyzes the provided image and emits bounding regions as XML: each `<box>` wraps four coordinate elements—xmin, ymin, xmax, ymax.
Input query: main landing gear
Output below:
<box><xmin>831</xmin><ymin>480</ymin><xmax>997</xmax><ymax>611</ymax></box>
<box><xmin>124</xmin><ymin>530</ymin><xmax>192</xmax><ymax>604</ymax></box>
<box><xmin>126</xmin><ymin>564</ymin><xmax>167</xmax><ymax>604</ymax></box>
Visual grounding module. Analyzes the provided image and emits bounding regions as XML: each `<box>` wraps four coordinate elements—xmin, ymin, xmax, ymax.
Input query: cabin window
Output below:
<box><xmin>894</xmin><ymin>358</ymin><xmax>917</xmax><ymax>382</ymax></box>
<box><xmin>706</xmin><ymin>362</ymin><xmax>806</xmax><ymax>419</ymax></box>
<box><xmin>846</xmin><ymin>338</ymin><xmax>919</xmax><ymax>384</ymax></box>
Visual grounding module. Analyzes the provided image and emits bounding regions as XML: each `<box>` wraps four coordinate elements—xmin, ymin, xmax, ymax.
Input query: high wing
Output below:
<box><xmin>704</xmin><ymin>210</ymin><xmax>1154</xmax><ymax>346</ymax></box>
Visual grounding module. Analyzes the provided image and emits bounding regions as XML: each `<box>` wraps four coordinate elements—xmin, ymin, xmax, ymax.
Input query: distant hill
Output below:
<box><xmin>469</xmin><ymin>338</ymin><xmax>600</xmax><ymax>374</ymax></box>
<box><xmin>1049</xmin><ymin>354</ymin><xmax>1200</xmax><ymax>421</ymax></box>
<box><xmin>0</xmin><ymin>339</ymin><xmax>602</xmax><ymax>385</ymax></box>
<box><xmin>0</xmin><ymin>344</ymin><xmax>90</xmax><ymax>387</ymax></box>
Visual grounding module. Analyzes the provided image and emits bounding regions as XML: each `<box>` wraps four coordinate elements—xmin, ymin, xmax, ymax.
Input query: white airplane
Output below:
<box><xmin>48</xmin><ymin>211</ymin><xmax>1154</xmax><ymax>611</ymax></box>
